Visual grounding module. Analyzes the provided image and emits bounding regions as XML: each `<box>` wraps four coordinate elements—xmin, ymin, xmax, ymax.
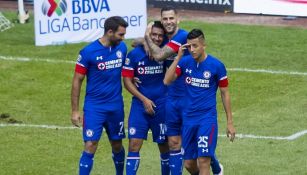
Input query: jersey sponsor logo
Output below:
<box><xmin>86</xmin><ymin>129</ymin><xmax>94</xmax><ymax>137</ymax></box>
<box><xmin>203</xmin><ymin>71</ymin><xmax>211</xmax><ymax>79</ymax></box>
<box><xmin>97</xmin><ymin>59</ymin><xmax>122</xmax><ymax>70</ymax></box>
<box><xmin>186</xmin><ymin>76</ymin><xmax>210</xmax><ymax>88</ymax></box>
<box><xmin>125</xmin><ymin>58</ymin><xmax>130</xmax><ymax>65</ymax></box>
<box><xmin>137</xmin><ymin>65</ymin><xmax>164</xmax><ymax>75</ymax></box>
<box><xmin>116</xmin><ymin>50</ymin><xmax>123</xmax><ymax>59</ymax></box>
<box><xmin>129</xmin><ymin>127</ymin><xmax>136</xmax><ymax>135</ymax></box>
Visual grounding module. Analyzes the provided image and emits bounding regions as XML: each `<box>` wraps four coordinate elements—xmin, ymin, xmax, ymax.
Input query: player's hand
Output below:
<box><xmin>177</xmin><ymin>43</ymin><xmax>190</xmax><ymax>60</ymax></box>
<box><xmin>226</xmin><ymin>122</ymin><xmax>236</xmax><ymax>142</ymax></box>
<box><xmin>133</xmin><ymin>77</ymin><xmax>142</xmax><ymax>87</ymax></box>
<box><xmin>142</xmin><ymin>98</ymin><xmax>156</xmax><ymax>116</ymax></box>
<box><xmin>145</xmin><ymin>21</ymin><xmax>154</xmax><ymax>36</ymax></box>
<box><xmin>71</xmin><ymin>111</ymin><xmax>82</xmax><ymax>127</ymax></box>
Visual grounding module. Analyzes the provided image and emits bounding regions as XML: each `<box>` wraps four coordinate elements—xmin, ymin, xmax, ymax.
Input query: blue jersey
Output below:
<box><xmin>176</xmin><ymin>54</ymin><xmax>229</xmax><ymax>123</ymax></box>
<box><xmin>164</xmin><ymin>29</ymin><xmax>189</xmax><ymax>98</ymax></box>
<box><xmin>122</xmin><ymin>46</ymin><xmax>167</xmax><ymax>103</ymax></box>
<box><xmin>75</xmin><ymin>39</ymin><xmax>127</xmax><ymax>111</ymax></box>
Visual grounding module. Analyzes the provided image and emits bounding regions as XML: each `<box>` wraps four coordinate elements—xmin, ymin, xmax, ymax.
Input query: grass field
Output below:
<box><xmin>0</xmin><ymin>11</ymin><xmax>307</xmax><ymax>175</ymax></box>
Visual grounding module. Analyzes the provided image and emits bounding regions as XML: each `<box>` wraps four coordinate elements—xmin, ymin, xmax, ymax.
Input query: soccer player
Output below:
<box><xmin>164</xmin><ymin>29</ymin><xmax>236</xmax><ymax>175</ymax></box>
<box><xmin>122</xmin><ymin>21</ymin><xmax>170</xmax><ymax>175</ymax></box>
<box><xmin>144</xmin><ymin>7</ymin><xmax>223</xmax><ymax>175</ymax></box>
<box><xmin>71</xmin><ymin>16</ymin><xmax>128</xmax><ymax>175</ymax></box>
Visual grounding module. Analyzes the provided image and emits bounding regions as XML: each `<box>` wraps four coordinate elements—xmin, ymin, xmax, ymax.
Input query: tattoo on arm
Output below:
<box><xmin>145</xmin><ymin>34</ymin><xmax>175</xmax><ymax>61</ymax></box>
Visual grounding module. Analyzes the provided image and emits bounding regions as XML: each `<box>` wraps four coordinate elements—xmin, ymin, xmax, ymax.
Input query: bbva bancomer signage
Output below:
<box><xmin>34</xmin><ymin>0</ymin><xmax>147</xmax><ymax>46</ymax></box>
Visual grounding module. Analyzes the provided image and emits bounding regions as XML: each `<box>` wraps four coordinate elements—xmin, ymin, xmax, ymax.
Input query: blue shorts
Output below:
<box><xmin>128</xmin><ymin>99</ymin><xmax>167</xmax><ymax>143</ymax></box>
<box><xmin>165</xmin><ymin>97</ymin><xmax>186</xmax><ymax>136</ymax></box>
<box><xmin>182</xmin><ymin>122</ymin><xmax>218</xmax><ymax>160</ymax></box>
<box><xmin>83</xmin><ymin>108</ymin><xmax>125</xmax><ymax>142</ymax></box>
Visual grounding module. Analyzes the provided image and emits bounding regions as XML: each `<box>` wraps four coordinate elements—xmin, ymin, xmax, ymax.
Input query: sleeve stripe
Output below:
<box><xmin>170</xmin><ymin>40</ymin><xmax>182</xmax><ymax>46</ymax></box>
<box><xmin>122</xmin><ymin>69</ymin><xmax>134</xmax><ymax>78</ymax></box>
<box><xmin>167</xmin><ymin>42</ymin><xmax>180</xmax><ymax>52</ymax></box>
<box><xmin>75</xmin><ymin>64</ymin><xmax>87</xmax><ymax>75</ymax></box>
<box><xmin>219</xmin><ymin>76</ymin><xmax>228</xmax><ymax>81</ymax></box>
<box><xmin>219</xmin><ymin>78</ymin><xmax>228</xmax><ymax>87</ymax></box>
<box><xmin>122</xmin><ymin>66</ymin><xmax>134</xmax><ymax>71</ymax></box>
<box><xmin>175</xmin><ymin>66</ymin><xmax>182</xmax><ymax>76</ymax></box>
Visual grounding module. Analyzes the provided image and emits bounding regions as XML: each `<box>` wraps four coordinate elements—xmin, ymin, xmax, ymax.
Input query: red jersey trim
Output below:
<box><xmin>167</xmin><ymin>41</ymin><xmax>181</xmax><ymax>52</ymax></box>
<box><xmin>122</xmin><ymin>69</ymin><xmax>134</xmax><ymax>78</ymax></box>
<box><xmin>219</xmin><ymin>78</ymin><xmax>228</xmax><ymax>87</ymax></box>
<box><xmin>75</xmin><ymin>64</ymin><xmax>87</xmax><ymax>75</ymax></box>
<box><xmin>175</xmin><ymin>66</ymin><xmax>182</xmax><ymax>76</ymax></box>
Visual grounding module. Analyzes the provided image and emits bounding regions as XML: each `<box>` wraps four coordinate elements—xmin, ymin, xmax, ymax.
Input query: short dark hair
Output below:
<box><xmin>104</xmin><ymin>16</ymin><xmax>128</xmax><ymax>34</ymax></box>
<box><xmin>187</xmin><ymin>29</ymin><xmax>205</xmax><ymax>40</ymax></box>
<box><xmin>161</xmin><ymin>6</ymin><xmax>177</xmax><ymax>16</ymax></box>
<box><xmin>152</xmin><ymin>21</ymin><xmax>164</xmax><ymax>30</ymax></box>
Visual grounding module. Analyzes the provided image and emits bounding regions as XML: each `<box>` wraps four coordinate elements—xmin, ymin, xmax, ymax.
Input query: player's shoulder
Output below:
<box><xmin>128</xmin><ymin>46</ymin><xmax>146</xmax><ymax>60</ymax></box>
<box><xmin>177</xmin><ymin>28</ymin><xmax>188</xmax><ymax>35</ymax></box>
<box><xmin>80</xmin><ymin>39</ymin><xmax>101</xmax><ymax>55</ymax></box>
<box><xmin>117</xmin><ymin>41</ymin><xmax>128</xmax><ymax>51</ymax></box>
<box><xmin>207</xmin><ymin>54</ymin><xmax>225</xmax><ymax>67</ymax></box>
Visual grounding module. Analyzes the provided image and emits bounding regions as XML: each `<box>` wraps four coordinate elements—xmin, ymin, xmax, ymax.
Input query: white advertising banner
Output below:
<box><xmin>234</xmin><ymin>0</ymin><xmax>307</xmax><ymax>17</ymax></box>
<box><xmin>34</xmin><ymin>0</ymin><xmax>147</xmax><ymax>46</ymax></box>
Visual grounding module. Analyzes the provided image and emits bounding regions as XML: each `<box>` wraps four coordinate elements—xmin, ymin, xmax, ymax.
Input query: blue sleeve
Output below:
<box><xmin>77</xmin><ymin>49</ymin><xmax>90</xmax><ymax>68</ymax></box>
<box><xmin>217</xmin><ymin>61</ymin><xmax>227</xmax><ymax>81</ymax></box>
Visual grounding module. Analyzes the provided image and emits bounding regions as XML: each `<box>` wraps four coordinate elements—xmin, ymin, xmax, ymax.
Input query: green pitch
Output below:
<box><xmin>0</xmin><ymin>11</ymin><xmax>306</xmax><ymax>175</ymax></box>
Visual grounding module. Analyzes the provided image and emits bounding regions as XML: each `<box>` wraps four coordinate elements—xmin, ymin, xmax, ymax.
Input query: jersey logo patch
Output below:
<box><xmin>129</xmin><ymin>127</ymin><xmax>136</xmax><ymax>135</ymax></box>
<box><xmin>96</xmin><ymin>56</ymin><xmax>103</xmax><ymax>60</ymax></box>
<box><xmin>77</xmin><ymin>54</ymin><xmax>82</xmax><ymax>62</ymax></box>
<box><xmin>125</xmin><ymin>58</ymin><xmax>130</xmax><ymax>65</ymax></box>
<box><xmin>97</xmin><ymin>62</ymin><xmax>106</xmax><ymax>70</ymax></box>
<box><xmin>138</xmin><ymin>61</ymin><xmax>145</xmax><ymax>66</ymax></box>
<box><xmin>86</xmin><ymin>129</ymin><xmax>94</xmax><ymax>137</ymax></box>
<box><xmin>185</xmin><ymin>77</ymin><xmax>192</xmax><ymax>84</ymax></box>
<box><xmin>116</xmin><ymin>50</ymin><xmax>123</xmax><ymax>59</ymax></box>
<box><xmin>203</xmin><ymin>71</ymin><xmax>211</xmax><ymax>79</ymax></box>
<box><xmin>137</xmin><ymin>67</ymin><xmax>145</xmax><ymax>74</ymax></box>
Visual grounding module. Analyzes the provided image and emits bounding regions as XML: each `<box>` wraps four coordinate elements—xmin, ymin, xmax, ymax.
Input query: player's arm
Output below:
<box><xmin>71</xmin><ymin>72</ymin><xmax>85</xmax><ymax>127</ymax></box>
<box><xmin>123</xmin><ymin>77</ymin><xmax>156</xmax><ymax>115</ymax></box>
<box><xmin>145</xmin><ymin>33</ymin><xmax>175</xmax><ymax>61</ymax></box>
<box><xmin>219</xmin><ymin>85</ymin><xmax>236</xmax><ymax>142</ymax></box>
<box><xmin>163</xmin><ymin>44</ymin><xmax>188</xmax><ymax>85</ymax></box>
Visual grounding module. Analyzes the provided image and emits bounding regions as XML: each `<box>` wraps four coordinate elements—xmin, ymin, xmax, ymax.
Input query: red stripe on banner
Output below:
<box><xmin>167</xmin><ymin>42</ymin><xmax>180</xmax><ymax>52</ymax></box>
<box><xmin>75</xmin><ymin>64</ymin><xmax>87</xmax><ymax>75</ymax></box>
<box><xmin>208</xmin><ymin>124</ymin><xmax>215</xmax><ymax>145</ymax></box>
<box><xmin>219</xmin><ymin>78</ymin><xmax>228</xmax><ymax>87</ymax></box>
<box><xmin>122</xmin><ymin>69</ymin><xmax>134</xmax><ymax>78</ymax></box>
<box><xmin>47</xmin><ymin>0</ymin><xmax>57</xmax><ymax>17</ymax></box>
<box><xmin>175</xmin><ymin>67</ymin><xmax>182</xmax><ymax>76</ymax></box>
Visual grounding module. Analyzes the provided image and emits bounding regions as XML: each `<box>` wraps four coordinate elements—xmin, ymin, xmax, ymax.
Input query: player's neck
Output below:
<box><xmin>99</xmin><ymin>36</ymin><xmax>111</xmax><ymax>47</ymax></box>
<box><xmin>196</xmin><ymin>52</ymin><xmax>207</xmax><ymax>63</ymax></box>
<box><xmin>167</xmin><ymin>27</ymin><xmax>179</xmax><ymax>39</ymax></box>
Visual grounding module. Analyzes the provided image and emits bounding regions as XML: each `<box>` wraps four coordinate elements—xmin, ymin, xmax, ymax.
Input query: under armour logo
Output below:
<box><xmin>185</xmin><ymin>69</ymin><xmax>192</xmax><ymax>74</ymax></box>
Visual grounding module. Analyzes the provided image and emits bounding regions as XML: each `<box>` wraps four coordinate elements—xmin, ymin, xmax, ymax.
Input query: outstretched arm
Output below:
<box><xmin>220</xmin><ymin>87</ymin><xmax>236</xmax><ymax>142</ymax></box>
<box><xmin>71</xmin><ymin>72</ymin><xmax>85</xmax><ymax>127</ymax></box>
<box><xmin>145</xmin><ymin>33</ymin><xmax>175</xmax><ymax>61</ymax></box>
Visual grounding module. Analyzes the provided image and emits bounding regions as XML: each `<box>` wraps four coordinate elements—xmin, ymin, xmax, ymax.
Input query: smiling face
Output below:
<box><xmin>161</xmin><ymin>10</ymin><xmax>178</xmax><ymax>35</ymax></box>
<box><xmin>150</xmin><ymin>26</ymin><xmax>164</xmax><ymax>46</ymax></box>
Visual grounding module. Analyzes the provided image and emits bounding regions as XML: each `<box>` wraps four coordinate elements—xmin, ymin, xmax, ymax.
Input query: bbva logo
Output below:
<box><xmin>42</xmin><ymin>0</ymin><xmax>67</xmax><ymax>17</ymax></box>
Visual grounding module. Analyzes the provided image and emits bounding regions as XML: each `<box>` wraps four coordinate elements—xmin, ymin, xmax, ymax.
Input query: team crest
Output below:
<box><xmin>137</xmin><ymin>67</ymin><xmax>145</xmax><ymax>74</ymax></box>
<box><xmin>116</xmin><ymin>50</ymin><xmax>122</xmax><ymax>58</ymax></box>
<box><xmin>185</xmin><ymin>77</ymin><xmax>192</xmax><ymax>84</ymax></box>
<box><xmin>97</xmin><ymin>62</ymin><xmax>106</xmax><ymax>70</ymax></box>
<box><xmin>129</xmin><ymin>127</ymin><xmax>136</xmax><ymax>135</ymax></box>
<box><xmin>86</xmin><ymin>129</ymin><xmax>94</xmax><ymax>137</ymax></box>
<box><xmin>203</xmin><ymin>71</ymin><xmax>211</xmax><ymax>79</ymax></box>
<box><xmin>125</xmin><ymin>58</ymin><xmax>130</xmax><ymax>65</ymax></box>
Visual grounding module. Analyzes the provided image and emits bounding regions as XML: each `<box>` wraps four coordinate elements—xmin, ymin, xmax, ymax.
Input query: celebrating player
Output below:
<box><xmin>71</xmin><ymin>16</ymin><xmax>128</xmax><ymax>175</ymax></box>
<box><xmin>145</xmin><ymin>7</ymin><xmax>223</xmax><ymax>175</ymax></box>
<box><xmin>164</xmin><ymin>29</ymin><xmax>236</xmax><ymax>175</ymax></box>
<box><xmin>122</xmin><ymin>21</ymin><xmax>170</xmax><ymax>175</ymax></box>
